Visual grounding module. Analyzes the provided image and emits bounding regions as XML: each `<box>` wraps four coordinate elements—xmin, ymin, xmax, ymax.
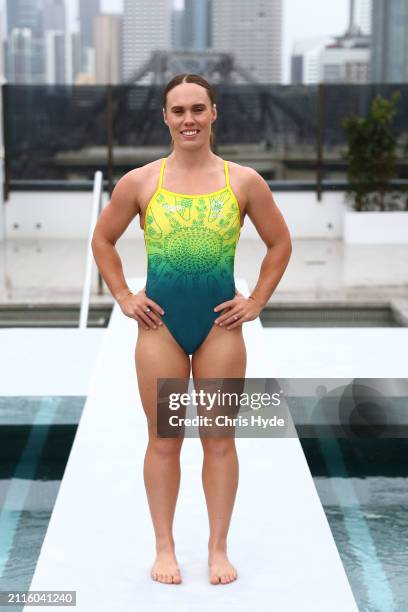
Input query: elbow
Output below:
<box><xmin>91</xmin><ymin>225</ymin><xmax>98</xmax><ymax>246</ymax></box>
<box><xmin>91</xmin><ymin>228</ymin><xmax>112</xmax><ymax>251</ymax></box>
<box><xmin>287</xmin><ymin>235</ymin><xmax>293</xmax><ymax>259</ymax></box>
<box><xmin>91</xmin><ymin>231</ymin><xmax>98</xmax><ymax>254</ymax></box>
<box><xmin>267</xmin><ymin>233</ymin><xmax>292</xmax><ymax>258</ymax></box>
<box><xmin>283</xmin><ymin>236</ymin><xmax>292</xmax><ymax>268</ymax></box>
<box><xmin>280</xmin><ymin>226</ymin><xmax>292</xmax><ymax>261</ymax></box>
<box><xmin>266</xmin><ymin>235</ymin><xmax>292</xmax><ymax>268</ymax></box>
<box><xmin>91</xmin><ymin>232</ymin><xmax>106</xmax><ymax>258</ymax></box>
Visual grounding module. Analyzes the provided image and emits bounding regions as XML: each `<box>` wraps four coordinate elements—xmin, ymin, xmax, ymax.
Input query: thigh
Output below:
<box><xmin>192</xmin><ymin>324</ymin><xmax>246</xmax><ymax>439</ymax></box>
<box><xmin>135</xmin><ymin>323</ymin><xmax>191</xmax><ymax>432</ymax></box>
<box><xmin>191</xmin><ymin>322</ymin><xmax>246</xmax><ymax>377</ymax></box>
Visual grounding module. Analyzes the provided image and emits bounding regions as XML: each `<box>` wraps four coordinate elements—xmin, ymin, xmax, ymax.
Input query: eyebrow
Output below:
<box><xmin>169</xmin><ymin>103</ymin><xmax>207</xmax><ymax>110</ymax></box>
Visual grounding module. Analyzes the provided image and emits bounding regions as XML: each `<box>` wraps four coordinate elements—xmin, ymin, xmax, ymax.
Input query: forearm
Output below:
<box><xmin>249</xmin><ymin>243</ymin><xmax>292</xmax><ymax>307</ymax></box>
<box><xmin>91</xmin><ymin>238</ymin><xmax>134</xmax><ymax>302</ymax></box>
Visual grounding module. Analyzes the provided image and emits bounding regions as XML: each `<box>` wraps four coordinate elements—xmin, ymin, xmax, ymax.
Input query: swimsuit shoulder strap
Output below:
<box><xmin>224</xmin><ymin>159</ymin><xmax>231</xmax><ymax>189</ymax></box>
<box><xmin>157</xmin><ymin>157</ymin><xmax>166</xmax><ymax>190</ymax></box>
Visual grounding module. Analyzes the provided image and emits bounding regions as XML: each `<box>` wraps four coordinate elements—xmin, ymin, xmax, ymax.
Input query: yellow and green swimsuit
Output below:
<box><xmin>143</xmin><ymin>157</ymin><xmax>242</xmax><ymax>355</ymax></box>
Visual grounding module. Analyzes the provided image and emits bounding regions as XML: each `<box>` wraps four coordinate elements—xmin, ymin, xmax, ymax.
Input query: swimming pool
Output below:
<box><xmin>0</xmin><ymin>396</ymin><xmax>84</xmax><ymax>611</ymax></box>
<box><xmin>300</xmin><ymin>437</ymin><xmax>408</xmax><ymax>612</ymax></box>
<box><xmin>0</xmin><ymin>397</ymin><xmax>405</xmax><ymax>611</ymax></box>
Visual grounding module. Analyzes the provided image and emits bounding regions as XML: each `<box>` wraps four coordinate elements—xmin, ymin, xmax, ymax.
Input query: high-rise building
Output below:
<box><xmin>180</xmin><ymin>0</ymin><xmax>211</xmax><ymax>51</ymax></box>
<box><xmin>6</xmin><ymin>0</ymin><xmax>44</xmax><ymax>36</ymax></box>
<box><xmin>43</xmin><ymin>0</ymin><xmax>65</xmax><ymax>31</ymax></box>
<box><xmin>291</xmin><ymin>37</ymin><xmax>335</xmax><ymax>84</ymax></box>
<box><xmin>71</xmin><ymin>32</ymin><xmax>82</xmax><ymax>82</ymax></box>
<box><xmin>371</xmin><ymin>0</ymin><xmax>408</xmax><ymax>82</ymax></box>
<box><xmin>171</xmin><ymin>7</ymin><xmax>184</xmax><ymax>50</ymax></box>
<box><xmin>122</xmin><ymin>0</ymin><xmax>172</xmax><ymax>83</ymax></box>
<box><xmin>6</xmin><ymin>27</ymin><xmax>45</xmax><ymax>83</ymax></box>
<box><xmin>0</xmin><ymin>13</ymin><xmax>4</xmax><ymax>81</ymax></box>
<box><xmin>95</xmin><ymin>14</ymin><xmax>121</xmax><ymax>84</ymax></box>
<box><xmin>320</xmin><ymin>34</ymin><xmax>370</xmax><ymax>83</ymax></box>
<box><xmin>292</xmin><ymin>1</ymin><xmax>371</xmax><ymax>86</ymax></box>
<box><xmin>45</xmin><ymin>30</ymin><xmax>65</xmax><ymax>83</ymax></box>
<box><xmin>6</xmin><ymin>0</ymin><xmax>46</xmax><ymax>82</ymax></box>
<box><xmin>352</xmin><ymin>0</ymin><xmax>372</xmax><ymax>35</ymax></box>
<box><xmin>79</xmin><ymin>0</ymin><xmax>100</xmax><ymax>48</ymax></box>
<box><xmin>78</xmin><ymin>0</ymin><xmax>99</xmax><ymax>77</ymax></box>
<box><xmin>42</xmin><ymin>0</ymin><xmax>66</xmax><ymax>84</ymax></box>
<box><xmin>211</xmin><ymin>0</ymin><xmax>282</xmax><ymax>83</ymax></box>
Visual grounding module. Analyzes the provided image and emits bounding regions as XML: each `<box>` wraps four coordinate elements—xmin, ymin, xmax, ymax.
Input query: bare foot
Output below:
<box><xmin>151</xmin><ymin>550</ymin><xmax>182</xmax><ymax>584</ymax></box>
<box><xmin>208</xmin><ymin>550</ymin><xmax>238</xmax><ymax>585</ymax></box>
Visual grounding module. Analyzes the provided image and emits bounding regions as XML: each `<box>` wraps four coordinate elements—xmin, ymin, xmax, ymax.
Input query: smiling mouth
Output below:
<box><xmin>180</xmin><ymin>130</ymin><xmax>200</xmax><ymax>136</ymax></box>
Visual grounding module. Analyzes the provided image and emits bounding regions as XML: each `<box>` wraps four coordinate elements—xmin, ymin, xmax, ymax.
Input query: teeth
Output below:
<box><xmin>182</xmin><ymin>130</ymin><xmax>198</xmax><ymax>135</ymax></box>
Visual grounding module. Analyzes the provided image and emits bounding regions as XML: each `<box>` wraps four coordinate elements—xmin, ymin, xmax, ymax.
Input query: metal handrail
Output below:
<box><xmin>79</xmin><ymin>170</ymin><xmax>103</xmax><ymax>329</ymax></box>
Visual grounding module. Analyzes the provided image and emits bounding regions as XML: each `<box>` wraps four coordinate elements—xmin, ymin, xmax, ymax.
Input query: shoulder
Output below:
<box><xmin>227</xmin><ymin>161</ymin><xmax>270</xmax><ymax>198</ymax></box>
<box><xmin>111</xmin><ymin>158</ymin><xmax>163</xmax><ymax>204</ymax></box>
<box><xmin>229</xmin><ymin>161</ymin><xmax>266</xmax><ymax>185</ymax></box>
<box><xmin>114</xmin><ymin>158</ymin><xmax>162</xmax><ymax>189</ymax></box>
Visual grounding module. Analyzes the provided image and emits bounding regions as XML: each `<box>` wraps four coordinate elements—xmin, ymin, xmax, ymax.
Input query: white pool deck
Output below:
<box><xmin>1</xmin><ymin>277</ymin><xmax>407</xmax><ymax>611</ymax></box>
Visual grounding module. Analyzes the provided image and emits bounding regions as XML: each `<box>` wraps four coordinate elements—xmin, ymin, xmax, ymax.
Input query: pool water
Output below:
<box><xmin>0</xmin><ymin>397</ymin><xmax>84</xmax><ymax>611</ymax></box>
<box><xmin>300</xmin><ymin>438</ymin><xmax>408</xmax><ymax>612</ymax></box>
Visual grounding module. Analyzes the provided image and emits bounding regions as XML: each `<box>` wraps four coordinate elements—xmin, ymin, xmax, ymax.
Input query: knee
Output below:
<box><xmin>201</xmin><ymin>437</ymin><xmax>235</xmax><ymax>459</ymax></box>
<box><xmin>149</xmin><ymin>437</ymin><xmax>183</xmax><ymax>458</ymax></box>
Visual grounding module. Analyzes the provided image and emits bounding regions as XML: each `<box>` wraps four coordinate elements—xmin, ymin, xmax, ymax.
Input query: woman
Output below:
<box><xmin>92</xmin><ymin>74</ymin><xmax>292</xmax><ymax>586</ymax></box>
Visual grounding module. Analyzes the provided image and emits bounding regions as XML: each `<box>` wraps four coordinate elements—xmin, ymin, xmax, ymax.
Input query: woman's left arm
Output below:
<box><xmin>214</xmin><ymin>167</ymin><xmax>292</xmax><ymax>330</ymax></box>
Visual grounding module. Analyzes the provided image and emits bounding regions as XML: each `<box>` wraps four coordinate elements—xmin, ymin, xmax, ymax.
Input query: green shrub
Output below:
<box><xmin>342</xmin><ymin>92</ymin><xmax>407</xmax><ymax>212</ymax></box>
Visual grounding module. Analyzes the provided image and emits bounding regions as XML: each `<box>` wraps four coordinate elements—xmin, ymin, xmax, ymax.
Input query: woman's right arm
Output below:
<box><xmin>91</xmin><ymin>170</ymin><xmax>164</xmax><ymax>329</ymax></box>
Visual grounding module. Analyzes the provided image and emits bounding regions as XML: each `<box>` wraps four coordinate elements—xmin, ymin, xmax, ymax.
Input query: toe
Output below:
<box><xmin>173</xmin><ymin>572</ymin><xmax>182</xmax><ymax>584</ymax></box>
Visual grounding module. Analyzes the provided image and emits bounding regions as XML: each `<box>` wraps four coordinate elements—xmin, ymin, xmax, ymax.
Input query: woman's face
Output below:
<box><xmin>163</xmin><ymin>82</ymin><xmax>216</xmax><ymax>149</ymax></box>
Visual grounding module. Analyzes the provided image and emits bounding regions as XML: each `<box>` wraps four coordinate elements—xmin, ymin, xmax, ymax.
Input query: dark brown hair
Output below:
<box><xmin>162</xmin><ymin>73</ymin><xmax>216</xmax><ymax>150</ymax></box>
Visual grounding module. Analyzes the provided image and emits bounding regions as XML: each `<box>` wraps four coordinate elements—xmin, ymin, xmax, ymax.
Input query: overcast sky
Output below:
<box><xmin>2</xmin><ymin>0</ymin><xmax>350</xmax><ymax>83</ymax></box>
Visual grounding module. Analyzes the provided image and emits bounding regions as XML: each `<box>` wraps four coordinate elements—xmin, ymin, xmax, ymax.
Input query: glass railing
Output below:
<box><xmin>4</xmin><ymin>83</ymin><xmax>408</xmax><ymax>192</ymax></box>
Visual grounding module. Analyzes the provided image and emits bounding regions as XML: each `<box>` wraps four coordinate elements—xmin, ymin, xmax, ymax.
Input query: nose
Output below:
<box><xmin>183</xmin><ymin>111</ymin><xmax>195</xmax><ymax>125</ymax></box>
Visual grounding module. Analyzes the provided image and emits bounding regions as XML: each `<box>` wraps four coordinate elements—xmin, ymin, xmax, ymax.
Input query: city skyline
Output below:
<box><xmin>99</xmin><ymin>0</ymin><xmax>351</xmax><ymax>83</ymax></box>
<box><xmin>0</xmin><ymin>0</ymin><xmax>350</xmax><ymax>83</ymax></box>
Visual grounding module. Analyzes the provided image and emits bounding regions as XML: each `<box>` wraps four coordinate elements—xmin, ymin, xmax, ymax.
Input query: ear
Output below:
<box><xmin>211</xmin><ymin>103</ymin><xmax>217</xmax><ymax>124</ymax></box>
<box><xmin>163</xmin><ymin>107</ymin><xmax>167</xmax><ymax>125</ymax></box>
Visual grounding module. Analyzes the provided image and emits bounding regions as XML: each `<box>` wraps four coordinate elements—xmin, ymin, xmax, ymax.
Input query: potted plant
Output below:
<box><xmin>342</xmin><ymin>92</ymin><xmax>408</xmax><ymax>244</ymax></box>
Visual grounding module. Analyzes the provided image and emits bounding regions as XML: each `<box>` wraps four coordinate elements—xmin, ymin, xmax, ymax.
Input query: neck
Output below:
<box><xmin>167</xmin><ymin>145</ymin><xmax>217</xmax><ymax>169</ymax></box>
